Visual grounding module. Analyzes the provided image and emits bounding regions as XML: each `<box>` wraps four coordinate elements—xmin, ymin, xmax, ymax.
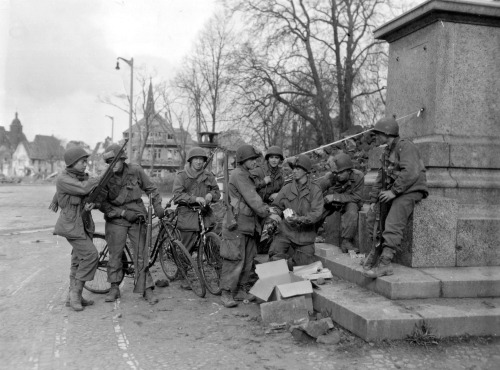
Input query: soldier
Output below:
<box><xmin>219</xmin><ymin>144</ymin><xmax>273</xmax><ymax>308</ymax></box>
<box><xmin>250</xmin><ymin>145</ymin><xmax>285</xmax><ymax>253</ymax></box>
<box><xmin>363</xmin><ymin>117</ymin><xmax>428</xmax><ymax>278</ymax></box>
<box><xmin>99</xmin><ymin>144</ymin><xmax>165</xmax><ymax>304</ymax></box>
<box><xmin>318</xmin><ymin>153</ymin><xmax>364</xmax><ymax>253</ymax></box>
<box><xmin>268</xmin><ymin>154</ymin><xmax>324</xmax><ymax>269</ymax></box>
<box><xmin>172</xmin><ymin>147</ymin><xmax>221</xmax><ymax>289</ymax></box>
<box><xmin>53</xmin><ymin>147</ymin><xmax>99</xmax><ymax>311</ymax></box>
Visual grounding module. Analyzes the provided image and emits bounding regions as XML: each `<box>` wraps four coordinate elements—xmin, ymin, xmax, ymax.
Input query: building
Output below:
<box><xmin>122</xmin><ymin>81</ymin><xmax>196</xmax><ymax>176</ymax></box>
<box><xmin>0</xmin><ymin>113</ymin><xmax>27</xmax><ymax>175</ymax></box>
<box><xmin>12</xmin><ymin>135</ymin><xmax>65</xmax><ymax>177</ymax></box>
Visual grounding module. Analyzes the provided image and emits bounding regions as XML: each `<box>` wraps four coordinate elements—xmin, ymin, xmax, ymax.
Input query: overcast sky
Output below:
<box><xmin>0</xmin><ymin>0</ymin><xmax>216</xmax><ymax>148</ymax></box>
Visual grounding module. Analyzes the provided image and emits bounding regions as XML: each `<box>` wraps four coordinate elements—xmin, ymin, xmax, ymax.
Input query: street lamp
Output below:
<box><xmin>105</xmin><ymin>115</ymin><xmax>114</xmax><ymax>142</ymax></box>
<box><xmin>115</xmin><ymin>57</ymin><xmax>134</xmax><ymax>162</ymax></box>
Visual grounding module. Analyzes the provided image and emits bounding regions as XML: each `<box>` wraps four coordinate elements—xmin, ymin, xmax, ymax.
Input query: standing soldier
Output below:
<box><xmin>250</xmin><ymin>146</ymin><xmax>285</xmax><ymax>253</ymax></box>
<box><xmin>318</xmin><ymin>153</ymin><xmax>364</xmax><ymax>253</ymax></box>
<box><xmin>53</xmin><ymin>147</ymin><xmax>99</xmax><ymax>311</ymax></box>
<box><xmin>172</xmin><ymin>147</ymin><xmax>221</xmax><ymax>289</ymax></box>
<box><xmin>99</xmin><ymin>144</ymin><xmax>165</xmax><ymax>304</ymax></box>
<box><xmin>219</xmin><ymin>144</ymin><xmax>273</xmax><ymax>308</ymax></box>
<box><xmin>268</xmin><ymin>154</ymin><xmax>324</xmax><ymax>269</ymax></box>
<box><xmin>363</xmin><ymin>117</ymin><xmax>428</xmax><ymax>278</ymax></box>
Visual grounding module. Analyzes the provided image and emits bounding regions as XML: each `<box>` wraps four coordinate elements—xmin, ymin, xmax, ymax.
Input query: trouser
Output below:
<box><xmin>318</xmin><ymin>202</ymin><xmax>359</xmax><ymax>239</ymax></box>
<box><xmin>220</xmin><ymin>233</ymin><xmax>256</xmax><ymax>293</ymax></box>
<box><xmin>105</xmin><ymin>222</ymin><xmax>154</xmax><ymax>293</ymax></box>
<box><xmin>179</xmin><ymin>231</ymin><xmax>198</xmax><ymax>254</ymax></box>
<box><xmin>366</xmin><ymin>192</ymin><xmax>424</xmax><ymax>254</ymax></box>
<box><xmin>268</xmin><ymin>234</ymin><xmax>316</xmax><ymax>269</ymax></box>
<box><xmin>67</xmin><ymin>234</ymin><xmax>98</xmax><ymax>281</ymax></box>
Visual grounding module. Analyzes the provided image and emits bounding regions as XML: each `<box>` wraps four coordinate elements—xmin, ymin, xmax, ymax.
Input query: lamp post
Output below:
<box><xmin>105</xmin><ymin>115</ymin><xmax>114</xmax><ymax>142</ymax></box>
<box><xmin>115</xmin><ymin>57</ymin><xmax>134</xmax><ymax>162</ymax></box>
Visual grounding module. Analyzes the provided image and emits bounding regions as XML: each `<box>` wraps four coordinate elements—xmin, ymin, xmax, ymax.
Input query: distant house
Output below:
<box><xmin>0</xmin><ymin>113</ymin><xmax>27</xmax><ymax>175</ymax></box>
<box><xmin>12</xmin><ymin>135</ymin><xmax>65</xmax><ymax>177</ymax></box>
<box><xmin>122</xmin><ymin>81</ymin><xmax>196</xmax><ymax>176</ymax></box>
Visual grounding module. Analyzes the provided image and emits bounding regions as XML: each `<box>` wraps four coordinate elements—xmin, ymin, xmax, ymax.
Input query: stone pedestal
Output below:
<box><xmin>370</xmin><ymin>0</ymin><xmax>500</xmax><ymax>266</ymax></box>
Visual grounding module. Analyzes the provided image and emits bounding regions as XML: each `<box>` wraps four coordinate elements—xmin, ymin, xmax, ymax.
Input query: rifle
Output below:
<box><xmin>223</xmin><ymin>150</ymin><xmax>238</xmax><ymax>231</ymax></box>
<box><xmin>202</xmin><ymin>147</ymin><xmax>218</xmax><ymax>172</ymax></box>
<box><xmin>82</xmin><ymin>139</ymin><xmax>129</xmax><ymax>229</ymax></box>
<box><xmin>374</xmin><ymin>151</ymin><xmax>389</xmax><ymax>249</ymax></box>
<box><xmin>133</xmin><ymin>193</ymin><xmax>152</xmax><ymax>293</ymax></box>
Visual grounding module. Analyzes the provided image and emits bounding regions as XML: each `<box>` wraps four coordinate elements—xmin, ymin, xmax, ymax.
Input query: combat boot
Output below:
<box><xmin>70</xmin><ymin>280</ymin><xmax>85</xmax><ymax>311</ymax></box>
<box><xmin>66</xmin><ymin>278</ymin><xmax>94</xmax><ymax>307</ymax></box>
<box><xmin>363</xmin><ymin>248</ymin><xmax>394</xmax><ymax>279</ymax></box>
<box><xmin>143</xmin><ymin>287</ymin><xmax>159</xmax><ymax>305</ymax></box>
<box><xmin>362</xmin><ymin>247</ymin><xmax>381</xmax><ymax>271</ymax></box>
<box><xmin>105</xmin><ymin>283</ymin><xmax>121</xmax><ymax>302</ymax></box>
<box><xmin>234</xmin><ymin>285</ymin><xmax>256</xmax><ymax>302</ymax></box>
<box><xmin>220</xmin><ymin>290</ymin><xmax>238</xmax><ymax>308</ymax></box>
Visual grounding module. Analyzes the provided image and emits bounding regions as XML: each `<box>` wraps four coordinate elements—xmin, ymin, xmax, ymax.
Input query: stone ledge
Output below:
<box><xmin>420</xmin><ymin>267</ymin><xmax>500</xmax><ymax>298</ymax></box>
<box><xmin>313</xmin><ymin>279</ymin><xmax>500</xmax><ymax>341</ymax></box>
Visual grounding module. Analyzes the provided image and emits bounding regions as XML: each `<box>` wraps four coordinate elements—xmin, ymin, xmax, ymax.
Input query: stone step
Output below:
<box><xmin>312</xmin><ymin>278</ymin><xmax>500</xmax><ymax>341</ymax></box>
<box><xmin>314</xmin><ymin>243</ymin><xmax>500</xmax><ymax>299</ymax></box>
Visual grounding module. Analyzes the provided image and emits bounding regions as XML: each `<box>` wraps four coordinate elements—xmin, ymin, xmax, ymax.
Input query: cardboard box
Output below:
<box><xmin>250</xmin><ymin>260</ymin><xmax>314</xmax><ymax>312</ymax></box>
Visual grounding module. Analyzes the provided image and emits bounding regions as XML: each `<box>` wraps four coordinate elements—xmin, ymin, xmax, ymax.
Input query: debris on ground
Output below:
<box><xmin>155</xmin><ymin>279</ymin><xmax>170</xmax><ymax>287</ymax></box>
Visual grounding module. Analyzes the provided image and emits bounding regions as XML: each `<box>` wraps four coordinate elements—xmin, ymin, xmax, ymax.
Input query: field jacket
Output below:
<box><xmin>272</xmin><ymin>177</ymin><xmax>324</xmax><ymax>245</ymax></box>
<box><xmin>100</xmin><ymin>163</ymin><xmax>162</xmax><ymax>226</ymax></box>
<box><xmin>250</xmin><ymin>162</ymin><xmax>284</xmax><ymax>204</ymax></box>
<box><xmin>369</xmin><ymin>137</ymin><xmax>429</xmax><ymax>203</ymax></box>
<box><xmin>318</xmin><ymin>169</ymin><xmax>364</xmax><ymax>205</ymax></box>
<box><xmin>226</xmin><ymin>165</ymin><xmax>269</xmax><ymax>236</ymax></box>
<box><xmin>172</xmin><ymin>168</ymin><xmax>221</xmax><ymax>231</ymax></box>
<box><xmin>53</xmin><ymin>170</ymin><xmax>98</xmax><ymax>239</ymax></box>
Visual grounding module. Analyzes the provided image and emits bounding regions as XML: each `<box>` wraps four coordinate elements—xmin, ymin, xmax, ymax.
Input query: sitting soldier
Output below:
<box><xmin>318</xmin><ymin>153</ymin><xmax>364</xmax><ymax>253</ymax></box>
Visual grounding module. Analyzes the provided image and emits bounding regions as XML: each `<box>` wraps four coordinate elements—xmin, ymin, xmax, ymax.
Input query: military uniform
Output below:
<box><xmin>172</xmin><ymin>164</ymin><xmax>221</xmax><ymax>252</ymax></box>
<box><xmin>251</xmin><ymin>161</ymin><xmax>284</xmax><ymax>204</ymax></box>
<box><xmin>367</xmin><ymin>137</ymin><xmax>428</xmax><ymax>254</ymax></box>
<box><xmin>100</xmin><ymin>163</ymin><xmax>162</xmax><ymax>293</ymax></box>
<box><xmin>269</xmin><ymin>176</ymin><xmax>324</xmax><ymax>268</ymax></box>
<box><xmin>318</xmin><ymin>169</ymin><xmax>364</xmax><ymax>251</ymax></box>
<box><xmin>220</xmin><ymin>164</ymin><xmax>269</xmax><ymax>294</ymax></box>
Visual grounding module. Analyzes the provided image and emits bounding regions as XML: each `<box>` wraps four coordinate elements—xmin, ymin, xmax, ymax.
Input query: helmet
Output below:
<box><xmin>373</xmin><ymin>117</ymin><xmax>399</xmax><ymax>137</ymax></box>
<box><xmin>64</xmin><ymin>147</ymin><xmax>89</xmax><ymax>167</ymax></box>
<box><xmin>265</xmin><ymin>146</ymin><xmax>284</xmax><ymax>161</ymax></box>
<box><xmin>187</xmin><ymin>147</ymin><xmax>208</xmax><ymax>162</ymax></box>
<box><xmin>103</xmin><ymin>143</ymin><xmax>127</xmax><ymax>163</ymax></box>
<box><xmin>236</xmin><ymin>144</ymin><xmax>260</xmax><ymax>164</ymax></box>
<box><xmin>290</xmin><ymin>154</ymin><xmax>312</xmax><ymax>173</ymax></box>
<box><xmin>334</xmin><ymin>153</ymin><xmax>353</xmax><ymax>172</ymax></box>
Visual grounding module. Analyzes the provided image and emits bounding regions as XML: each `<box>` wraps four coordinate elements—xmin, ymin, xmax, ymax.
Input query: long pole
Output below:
<box><xmin>128</xmin><ymin>58</ymin><xmax>134</xmax><ymax>163</ymax></box>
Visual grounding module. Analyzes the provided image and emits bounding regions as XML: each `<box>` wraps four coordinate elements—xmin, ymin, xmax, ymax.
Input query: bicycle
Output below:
<box><xmin>176</xmin><ymin>202</ymin><xmax>223</xmax><ymax>296</ymax></box>
<box><xmin>85</xmin><ymin>206</ymin><xmax>206</xmax><ymax>298</ymax></box>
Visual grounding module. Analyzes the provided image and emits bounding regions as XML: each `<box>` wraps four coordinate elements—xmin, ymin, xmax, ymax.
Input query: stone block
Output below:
<box><xmin>260</xmin><ymin>296</ymin><xmax>309</xmax><ymax>325</ymax></box>
<box><xmin>397</xmin><ymin>196</ymin><xmax>457</xmax><ymax>268</ymax></box>
<box><xmin>367</xmin><ymin>146</ymin><xmax>384</xmax><ymax>170</ymax></box>
<box><xmin>421</xmin><ymin>267</ymin><xmax>500</xmax><ymax>298</ymax></box>
<box><xmin>322</xmin><ymin>211</ymin><xmax>360</xmax><ymax>251</ymax></box>
<box><xmin>413</xmin><ymin>139</ymin><xmax>450</xmax><ymax>167</ymax></box>
<box><xmin>456</xmin><ymin>215</ymin><xmax>500</xmax><ymax>267</ymax></box>
<box><xmin>357</xmin><ymin>207</ymin><xmax>372</xmax><ymax>255</ymax></box>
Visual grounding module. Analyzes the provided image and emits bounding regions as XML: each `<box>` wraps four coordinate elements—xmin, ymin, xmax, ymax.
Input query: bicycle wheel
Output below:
<box><xmin>198</xmin><ymin>232</ymin><xmax>222</xmax><ymax>295</ymax></box>
<box><xmin>85</xmin><ymin>233</ymin><xmax>111</xmax><ymax>294</ymax></box>
<box><xmin>158</xmin><ymin>225</ymin><xmax>181</xmax><ymax>281</ymax></box>
<box><xmin>171</xmin><ymin>240</ymin><xmax>206</xmax><ymax>298</ymax></box>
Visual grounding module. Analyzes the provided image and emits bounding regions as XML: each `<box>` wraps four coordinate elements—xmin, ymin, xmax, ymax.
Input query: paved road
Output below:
<box><xmin>0</xmin><ymin>184</ymin><xmax>499</xmax><ymax>370</ymax></box>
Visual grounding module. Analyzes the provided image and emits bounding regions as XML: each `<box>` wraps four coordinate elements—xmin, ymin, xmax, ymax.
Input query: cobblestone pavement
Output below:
<box><xmin>0</xmin><ymin>185</ymin><xmax>499</xmax><ymax>370</ymax></box>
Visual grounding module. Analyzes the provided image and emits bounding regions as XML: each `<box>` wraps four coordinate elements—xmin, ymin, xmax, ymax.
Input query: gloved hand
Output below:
<box><xmin>286</xmin><ymin>215</ymin><xmax>300</xmax><ymax>228</ymax></box>
<box><xmin>263</xmin><ymin>176</ymin><xmax>271</xmax><ymax>185</ymax></box>
<box><xmin>123</xmin><ymin>210</ymin><xmax>138</xmax><ymax>223</ymax></box>
<box><xmin>205</xmin><ymin>193</ymin><xmax>213</xmax><ymax>204</ymax></box>
<box><xmin>154</xmin><ymin>204</ymin><xmax>165</xmax><ymax>219</ymax></box>
<box><xmin>268</xmin><ymin>193</ymin><xmax>278</xmax><ymax>202</ymax></box>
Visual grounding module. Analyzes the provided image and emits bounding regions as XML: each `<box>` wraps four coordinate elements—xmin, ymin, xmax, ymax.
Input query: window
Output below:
<box><xmin>154</xmin><ymin>148</ymin><xmax>161</xmax><ymax>160</ymax></box>
<box><xmin>167</xmin><ymin>133</ymin><xmax>174</xmax><ymax>140</ymax></box>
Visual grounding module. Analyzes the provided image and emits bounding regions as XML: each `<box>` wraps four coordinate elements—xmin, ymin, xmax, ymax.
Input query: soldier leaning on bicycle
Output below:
<box><xmin>172</xmin><ymin>147</ymin><xmax>221</xmax><ymax>290</ymax></box>
<box><xmin>98</xmin><ymin>144</ymin><xmax>164</xmax><ymax>305</ymax></box>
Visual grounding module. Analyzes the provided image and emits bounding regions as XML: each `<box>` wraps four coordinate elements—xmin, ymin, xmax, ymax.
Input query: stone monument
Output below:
<box><xmin>365</xmin><ymin>0</ymin><xmax>500</xmax><ymax>267</ymax></box>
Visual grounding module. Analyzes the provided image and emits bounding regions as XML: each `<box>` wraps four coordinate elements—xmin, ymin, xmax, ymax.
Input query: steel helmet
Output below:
<box><xmin>290</xmin><ymin>154</ymin><xmax>312</xmax><ymax>173</ymax></box>
<box><xmin>187</xmin><ymin>147</ymin><xmax>208</xmax><ymax>162</ymax></box>
<box><xmin>334</xmin><ymin>153</ymin><xmax>353</xmax><ymax>172</ymax></box>
<box><xmin>103</xmin><ymin>143</ymin><xmax>127</xmax><ymax>163</ymax></box>
<box><xmin>64</xmin><ymin>147</ymin><xmax>90</xmax><ymax>167</ymax></box>
<box><xmin>265</xmin><ymin>146</ymin><xmax>284</xmax><ymax>161</ymax></box>
<box><xmin>373</xmin><ymin>117</ymin><xmax>399</xmax><ymax>137</ymax></box>
<box><xmin>236</xmin><ymin>144</ymin><xmax>260</xmax><ymax>164</ymax></box>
